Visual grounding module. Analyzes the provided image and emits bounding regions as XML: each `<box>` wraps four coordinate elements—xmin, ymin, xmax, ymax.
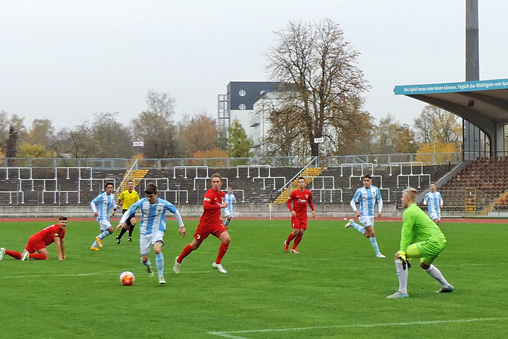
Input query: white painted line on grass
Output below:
<box><xmin>208</xmin><ymin>317</ymin><xmax>508</xmax><ymax>339</ymax></box>
<box><xmin>0</xmin><ymin>271</ymin><xmax>119</xmax><ymax>279</ymax></box>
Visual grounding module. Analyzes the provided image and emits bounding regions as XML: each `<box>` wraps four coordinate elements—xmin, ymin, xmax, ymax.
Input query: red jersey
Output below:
<box><xmin>199</xmin><ymin>188</ymin><xmax>226</xmax><ymax>227</ymax></box>
<box><xmin>33</xmin><ymin>224</ymin><xmax>66</xmax><ymax>246</ymax></box>
<box><xmin>287</xmin><ymin>189</ymin><xmax>315</xmax><ymax>217</ymax></box>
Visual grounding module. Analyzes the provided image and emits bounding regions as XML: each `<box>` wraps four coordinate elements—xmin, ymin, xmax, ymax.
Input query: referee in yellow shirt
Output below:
<box><xmin>116</xmin><ymin>180</ymin><xmax>140</xmax><ymax>244</ymax></box>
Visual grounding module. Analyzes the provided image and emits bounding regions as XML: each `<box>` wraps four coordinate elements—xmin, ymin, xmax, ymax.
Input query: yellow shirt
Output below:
<box><xmin>118</xmin><ymin>190</ymin><xmax>140</xmax><ymax>210</ymax></box>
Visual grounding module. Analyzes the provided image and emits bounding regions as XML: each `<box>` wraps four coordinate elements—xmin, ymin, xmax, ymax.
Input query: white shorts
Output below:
<box><xmin>139</xmin><ymin>230</ymin><xmax>165</xmax><ymax>256</ymax></box>
<box><xmin>429</xmin><ymin>212</ymin><xmax>441</xmax><ymax>221</ymax></box>
<box><xmin>359</xmin><ymin>216</ymin><xmax>375</xmax><ymax>228</ymax></box>
<box><xmin>224</xmin><ymin>209</ymin><xmax>234</xmax><ymax>218</ymax></box>
<box><xmin>98</xmin><ymin>220</ymin><xmax>112</xmax><ymax>232</ymax></box>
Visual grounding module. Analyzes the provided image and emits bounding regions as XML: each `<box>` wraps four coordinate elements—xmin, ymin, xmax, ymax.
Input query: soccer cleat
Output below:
<box><xmin>290</xmin><ymin>249</ymin><xmax>300</xmax><ymax>254</ymax></box>
<box><xmin>147</xmin><ymin>265</ymin><xmax>154</xmax><ymax>277</ymax></box>
<box><xmin>345</xmin><ymin>219</ymin><xmax>354</xmax><ymax>229</ymax></box>
<box><xmin>173</xmin><ymin>256</ymin><xmax>181</xmax><ymax>274</ymax></box>
<box><xmin>212</xmin><ymin>262</ymin><xmax>227</xmax><ymax>274</ymax></box>
<box><xmin>376</xmin><ymin>253</ymin><xmax>386</xmax><ymax>258</ymax></box>
<box><xmin>128</xmin><ymin>237</ymin><xmax>132</xmax><ymax>242</ymax></box>
<box><xmin>116</xmin><ymin>237</ymin><xmax>121</xmax><ymax>245</ymax></box>
<box><xmin>90</xmin><ymin>246</ymin><xmax>99</xmax><ymax>251</ymax></box>
<box><xmin>386</xmin><ymin>291</ymin><xmax>409</xmax><ymax>299</ymax></box>
<box><xmin>284</xmin><ymin>240</ymin><xmax>289</xmax><ymax>252</ymax></box>
<box><xmin>159</xmin><ymin>276</ymin><xmax>166</xmax><ymax>285</ymax></box>
<box><xmin>0</xmin><ymin>247</ymin><xmax>5</xmax><ymax>260</ymax></box>
<box><xmin>436</xmin><ymin>285</ymin><xmax>454</xmax><ymax>293</ymax></box>
<box><xmin>21</xmin><ymin>250</ymin><xmax>30</xmax><ymax>261</ymax></box>
<box><xmin>95</xmin><ymin>236</ymin><xmax>103</xmax><ymax>248</ymax></box>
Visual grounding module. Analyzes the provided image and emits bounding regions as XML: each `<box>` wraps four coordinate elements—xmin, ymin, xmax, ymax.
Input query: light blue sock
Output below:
<box><xmin>225</xmin><ymin>218</ymin><xmax>231</xmax><ymax>227</ymax></box>
<box><xmin>142</xmin><ymin>258</ymin><xmax>151</xmax><ymax>267</ymax></box>
<box><xmin>155</xmin><ymin>253</ymin><xmax>164</xmax><ymax>277</ymax></box>
<box><xmin>370</xmin><ymin>237</ymin><xmax>380</xmax><ymax>255</ymax></box>
<box><xmin>98</xmin><ymin>230</ymin><xmax>110</xmax><ymax>240</ymax></box>
<box><xmin>352</xmin><ymin>222</ymin><xmax>365</xmax><ymax>235</ymax></box>
<box><xmin>91</xmin><ymin>240</ymin><xmax>98</xmax><ymax>247</ymax></box>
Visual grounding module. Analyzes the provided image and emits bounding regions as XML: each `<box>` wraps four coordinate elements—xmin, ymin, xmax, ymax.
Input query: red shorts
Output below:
<box><xmin>25</xmin><ymin>235</ymin><xmax>46</xmax><ymax>253</ymax></box>
<box><xmin>291</xmin><ymin>216</ymin><xmax>308</xmax><ymax>229</ymax></box>
<box><xmin>194</xmin><ymin>223</ymin><xmax>228</xmax><ymax>242</ymax></box>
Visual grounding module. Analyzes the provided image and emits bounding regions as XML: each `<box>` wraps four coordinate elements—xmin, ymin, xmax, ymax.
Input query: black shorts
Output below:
<box><xmin>122</xmin><ymin>209</ymin><xmax>136</xmax><ymax>226</ymax></box>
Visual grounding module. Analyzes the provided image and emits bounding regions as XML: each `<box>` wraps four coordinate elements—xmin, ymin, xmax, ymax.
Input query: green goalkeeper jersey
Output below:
<box><xmin>400</xmin><ymin>203</ymin><xmax>446</xmax><ymax>251</ymax></box>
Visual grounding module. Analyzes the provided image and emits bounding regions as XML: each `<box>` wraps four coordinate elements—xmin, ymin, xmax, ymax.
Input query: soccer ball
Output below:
<box><xmin>120</xmin><ymin>271</ymin><xmax>135</xmax><ymax>286</ymax></box>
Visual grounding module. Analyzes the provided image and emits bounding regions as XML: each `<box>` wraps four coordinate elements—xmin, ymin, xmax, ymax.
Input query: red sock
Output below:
<box><xmin>286</xmin><ymin>233</ymin><xmax>295</xmax><ymax>246</ymax></box>
<box><xmin>177</xmin><ymin>244</ymin><xmax>194</xmax><ymax>263</ymax></box>
<box><xmin>293</xmin><ymin>235</ymin><xmax>302</xmax><ymax>249</ymax></box>
<box><xmin>5</xmin><ymin>250</ymin><xmax>22</xmax><ymax>259</ymax></box>
<box><xmin>30</xmin><ymin>253</ymin><xmax>46</xmax><ymax>260</ymax></box>
<box><xmin>215</xmin><ymin>242</ymin><xmax>229</xmax><ymax>264</ymax></box>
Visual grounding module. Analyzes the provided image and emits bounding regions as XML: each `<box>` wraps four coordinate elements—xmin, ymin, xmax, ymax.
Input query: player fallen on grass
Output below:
<box><xmin>284</xmin><ymin>176</ymin><xmax>316</xmax><ymax>254</ymax></box>
<box><xmin>387</xmin><ymin>187</ymin><xmax>454</xmax><ymax>299</ymax></box>
<box><xmin>117</xmin><ymin>183</ymin><xmax>185</xmax><ymax>285</ymax></box>
<box><xmin>116</xmin><ymin>179</ymin><xmax>140</xmax><ymax>244</ymax></box>
<box><xmin>174</xmin><ymin>173</ymin><xmax>231</xmax><ymax>274</ymax></box>
<box><xmin>90</xmin><ymin>182</ymin><xmax>118</xmax><ymax>251</ymax></box>
<box><xmin>345</xmin><ymin>174</ymin><xmax>385</xmax><ymax>258</ymax></box>
<box><xmin>0</xmin><ymin>216</ymin><xmax>67</xmax><ymax>261</ymax></box>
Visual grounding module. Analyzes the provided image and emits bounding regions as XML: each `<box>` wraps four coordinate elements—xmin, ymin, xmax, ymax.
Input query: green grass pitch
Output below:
<box><xmin>0</xmin><ymin>218</ymin><xmax>506</xmax><ymax>338</ymax></box>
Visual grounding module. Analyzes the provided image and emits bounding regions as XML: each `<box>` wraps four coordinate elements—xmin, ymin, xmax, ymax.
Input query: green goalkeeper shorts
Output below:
<box><xmin>406</xmin><ymin>235</ymin><xmax>447</xmax><ymax>266</ymax></box>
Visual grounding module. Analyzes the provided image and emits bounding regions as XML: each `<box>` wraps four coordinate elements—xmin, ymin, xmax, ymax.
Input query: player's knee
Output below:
<box><xmin>131</xmin><ymin>217</ymin><xmax>137</xmax><ymax>226</ymax></box>
<box><xmin>420</xmin><ymin>262</ymin><xmax>430</xmax><ymax>270</ymax></box>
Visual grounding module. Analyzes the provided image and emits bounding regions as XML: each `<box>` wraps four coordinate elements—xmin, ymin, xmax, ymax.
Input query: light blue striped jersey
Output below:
<box><xmin>223</xmin><ymin>193</ymin><xmax>236</xmax><ymax>214</ymax></box>
<box><xmin>424</xmin><ymin>191</ymin><xmax>443</xmax><ymax>214</ymax></box>
<box><xmin>91</xmin><ymin>192</ymin><xmax>116</xmax><ymax>222</ymax></box>
<box><xmin>122</xmin><ymin>197</ymin><xmax>182</xmax><ymax>235</ymax></box>
<box><xmin>351</xmin><ymin>185</ymin><xmax>382</xmax><ymax>217</ymax></box>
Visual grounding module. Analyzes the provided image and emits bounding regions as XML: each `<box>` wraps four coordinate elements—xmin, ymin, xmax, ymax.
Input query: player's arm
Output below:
<box><xmin>308</xmin><ymin>193</ymin><xmax>316</xmax><ymax>218</ymax></box>
<box><xmin>439</xmin><ymin>194</ymin><xmax>444</xmax><ymax>208</ymax></box>
<box><xmin>54</xmin><ymin>237</ymin><xmax>64</xmax><ymax>260</ymax></box>
<box><xmin>204</xmin><ymin>193</ymin><xmax>226</xmax><ymax>209</ymax></box>
<box><xmin>90</xmin><ymin>198</ymin><xmax>98</xmax><ymax>217</ymax></box>
<box><xmin>377</xmin><ymin>188</ymin><xmax>383</xmax><ymax>217</ymax></box>
<box><xmin>399</xmin><ymin>210</ymin><xmax>416</xmax><ymax>252</ymax></box>
<box><xmin>350</xmin><ymin>190</ymin><xmax>360</xmax><ymax>217</ymax></box>
<box><xmin>423</xmin><ymin>193</ymin><xmax>428</xmax><ymax>206</ymax></box>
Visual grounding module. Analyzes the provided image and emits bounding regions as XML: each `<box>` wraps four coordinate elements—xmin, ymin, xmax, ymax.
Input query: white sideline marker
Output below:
<box><xmin>208</xmin><ymin>317</ymin><xmax>508</xmax><ymax>339</ymax></box>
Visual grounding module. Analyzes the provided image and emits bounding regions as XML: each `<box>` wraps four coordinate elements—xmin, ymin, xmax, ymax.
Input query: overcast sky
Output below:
<box><xmin>1</xmin><ymin>0</ymin><xmax>507</xmax><ymax>131</ymax></box>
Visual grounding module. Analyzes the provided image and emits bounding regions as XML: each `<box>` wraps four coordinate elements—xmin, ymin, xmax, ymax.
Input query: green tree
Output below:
<box><xmin>180</xmin><ymin>112</ymin><xmax>219</xmax><ymax>156</ymax></box>
<box><xmin>227</xmin><ymin>120</ymin><xmax>253</xmax><ymax>158</ymax></box>
<box><xmin>265</xmin><ymin>18</ymin><xmax>371</xmax><ymax>156</ymax></box>
<box><xmin>414</xmin><ymin>105</ymin><xmax>462</xmax><ymax>144</ymax></box>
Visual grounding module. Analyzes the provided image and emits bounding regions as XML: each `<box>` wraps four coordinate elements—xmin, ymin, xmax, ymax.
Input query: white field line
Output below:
<box><xmin>0</xmin><ymin>271</ymin><xmax>119</xmax><ymax>279</ymax></box>
<box><xmin>208</xmin><ymin>317</ymin><xmax>508</xmax><ymax>339</ymax></box>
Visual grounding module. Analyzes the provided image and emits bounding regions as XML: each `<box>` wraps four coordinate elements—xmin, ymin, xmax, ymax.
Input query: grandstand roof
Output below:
<box><xmin>394</xmin><ymin>78</ymin><xmax>508</xmax><ymax>123</ymax></box>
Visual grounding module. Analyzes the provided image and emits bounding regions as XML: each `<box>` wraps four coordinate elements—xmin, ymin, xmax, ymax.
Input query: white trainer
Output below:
<box><xmin>21</xmin><ymin>250</ymin><xmax>30</xmax><ymax>261</ymax></box>
<box><xmin>159</xmin><ymin>276</ymin><xmax>166</xmax><ymax>285</ymax></box>
<box><xmin>212</xmin><ymin>262</ymin><xmax>227</xmax><ymax>274</ymax></box>
<box><xmin>345</xmin><ymin>219</ymin><xmax>354</xmax><ymax>229</ymax></box>
<box><xmin>376</xmin><ymin>253</ymin><xmax>386</xmax><ymax>258</ymax></box>
<box><xmin>173</xmin><ymin>256</ymin><xmax>181</xmax><ymax>274</ymax></box>
<box><xmin>386</xmin><ymin>291</ymin><xmax>409</xmax><ymax>299</ymax></box>
<box><xmin>0</xmin><ymin>247</ymin><xmax>5</xmax><ymax>260</ymax></box>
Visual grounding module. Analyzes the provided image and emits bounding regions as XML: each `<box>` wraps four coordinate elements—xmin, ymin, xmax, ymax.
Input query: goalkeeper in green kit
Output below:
<box><xmin>387</xmin><ymin>187</ymin><xmax>454</xmax><ymax>298</ymax></box>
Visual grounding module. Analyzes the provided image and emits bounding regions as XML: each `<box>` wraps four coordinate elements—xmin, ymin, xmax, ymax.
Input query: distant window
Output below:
<box><xmin>239</xmin><ymin>90</ymin><xmax>246</xmax><ymax>96</ymax></box>
<box><xmin>239</xmin><ymin>104</ymin><xmax>246</xmax><ymax>110</ymax></box>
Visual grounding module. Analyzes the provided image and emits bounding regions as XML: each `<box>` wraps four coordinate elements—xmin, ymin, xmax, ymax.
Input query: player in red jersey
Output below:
<box><xmin>0</xmin><ymin>216</ymin><xmax>68</xmax><ymax>261</ymax></box>
<box><xmin>174</xmin><ymin>173</ymin><xmax>231</xmax><ymax>274</ymax></box>
<box><xmin>284</xmin><ymin>177</ymin><xmax>316</xmax><ymax>253</ymax></box>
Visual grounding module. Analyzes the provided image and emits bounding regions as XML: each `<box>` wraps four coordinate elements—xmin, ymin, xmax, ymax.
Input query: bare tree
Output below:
<box><xmin>265</xmin><ymin>19</ymin><xmax>371</xmax><ymax>156</ymax></box>
<box><xmin>414</xmin><ymin>105</ymin><xmax>462</xmax><ymax>144</ymax></box>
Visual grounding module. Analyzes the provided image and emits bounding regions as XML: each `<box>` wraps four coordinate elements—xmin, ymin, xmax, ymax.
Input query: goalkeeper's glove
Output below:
<box><xmin>398</xmin><ymin>250</ymin><xmax>411</xmax><ymax>270</ymax></box>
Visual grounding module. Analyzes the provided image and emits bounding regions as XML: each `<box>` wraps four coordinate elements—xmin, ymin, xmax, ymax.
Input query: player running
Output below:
<box><xmin>174</xmin><ymin>173</ymin><xmax>231</xmax><ymax>274</ymax></box>
<box><xmin>0</xmin><ymin>216</ymin><xmax>68</xmax><ymax>261</ymax></box>
<box><xmin>345</xmin><ymin>174</ymin><xmax>385</xmax><ymax>258</ymax></box>
<box><xmin>423</xmin><ymin>182</ymin><xmax>443</xmax><ymax>225</ymax></box>
<box><xmin>223</xmin><ymin>187</ymin><xmax>237</xmax><ymax>228</ymax></box>
<box><xmin>116</xmin><ymin>179</ymin><xmax>140</xmax><ymax>244</ymax></box>
<box><xmin>117</xmin><ymin>183</ymin><xmax>185</xmax><ymax>285</ymax></box>
<box><xmin>90</xmin><ymin>182</ymin><xmax>118</xmax><ymax>251</ymax></box>
<box><xmin>387</xmin><ymin>187</ymin><xmax>454</xmax><ymax>298</ymax></box>
<box><xmin>284</xmin><ymin>177</ymin><xmax>316</xmax><ymax>254</ymax></box>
